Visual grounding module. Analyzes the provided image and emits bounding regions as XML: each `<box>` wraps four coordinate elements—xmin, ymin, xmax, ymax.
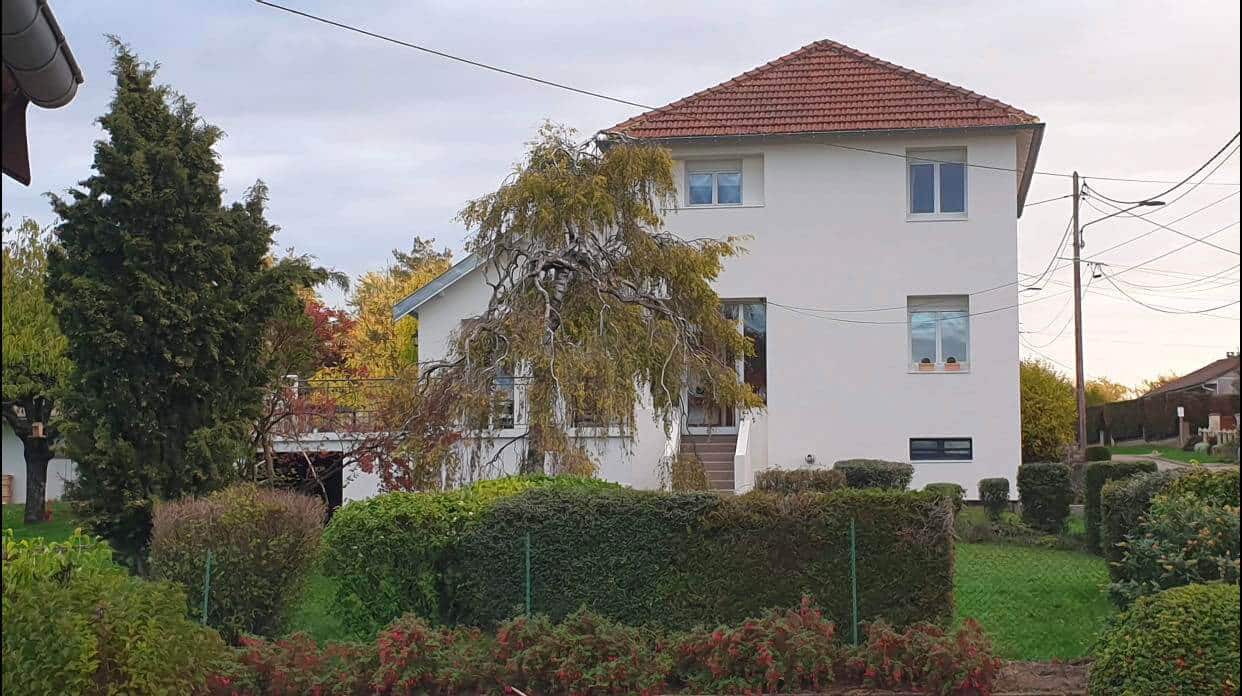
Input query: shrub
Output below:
<box><xmin>1084</xmin><ymin>444</ymin><xmax>1112</xmax><ymax>461</ymax></box>
<box><xmin>2</xmin><ymin>530</ymin><xmax>235</xmax><ymax>694</ymax></box>
<box><xmin>978</xmin><ymin>478</ymin><xmax>1010</xmax><ymax>520</ymax></box>
<box><xmin>846</xmin><ymin>619</ymin><xmax>1001</xmax><ymax>695</ymax></box>
<box><xmin>1108</xmin><ymin>493</ymin><xmax>1239</xmax><ymax>605</ymax></box>
<box><xmin>320</xmin><ymin>475</ymin><xmax>623</xmax><ymax>635</ymax></box>
<box><xmin>833</xmin><ymin>459</ymin><xmax>914</xmax><ymax>490</ymax></box>
<box><xmin>672</xmin><ymin>597</ymin><xmax>841</xmax><ymax>693</ymax></box>
<box><xmin>1162</xmin><ymin>467</ymin><xmax>1240</xmax><ymax>507</ymax></box>
<box><xmin>1020</xmin><ymin>359</ymin><xmax>1076</xmax><ymax>462</ymax></box>
<box><xmin>1090</xmin><ymin>583</ymin><xmax>1240</xmax><ymax>696</ymax></box>
<box><xmin>754</xmin><ymin>468</ymin><xmax>846</xmax><ymax>494</ymax></box>
<box><xmin>669</xmin><ymin>453</ymin><xmax>710</xmax><ymax>491</ymax></box>
<box><xmin>217</xmin><ymin>634</ymin><xmax>376</xmax><ymax>696</ymax></box>
<box><xmin>451</xmin><ymin>487</ymin><xmax>954</xmax><ymax>630</ymax></box>
<box><xmin>1100</xmin><ymin>470</ymin><xmax>1181</xmax><ymax>579</ymax></box>
<box><xmin>923</xmin><ymin>483</ymin><xmax>964</xmax><ymax>514</ymax></box>
<box><xmin>151</xmin><ymin>483</ymin><xmax>324</xmax><ymax>642</ymax></box>
<box><xmin>1017</xmin><ymin>462</ymin><xmax>1072</xmax><ymax>533</ymax></box>
<box><xmin>496</xmin><ymin>609</ymin><xmax>669</xmax><ymax>695</ymax></box>
<box><xmin>1083</xmin><ymin>459</ymin><xmax>1158</xmax><ymax>552</ymax></box>
<box><xmin>374</xmin><ymin>616</ymin><xmax>495</xmax><ymax>694</ymax></box>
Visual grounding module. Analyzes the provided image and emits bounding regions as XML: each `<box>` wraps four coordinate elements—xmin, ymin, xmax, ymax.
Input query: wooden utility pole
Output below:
<box><xmin>1071</xmin><ymin>171</ymin><xmax>1088</xmax><ymax>454</ymax></box>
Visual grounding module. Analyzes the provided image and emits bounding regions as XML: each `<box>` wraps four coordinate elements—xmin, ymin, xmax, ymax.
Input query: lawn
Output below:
<box><xmin>955</xmin><ymin>542</ymin><xmax>1112</xmax><ymax>661</ymax></box>
<box><xmin>2</xmin><ymin>502</ymin><xmax>77</xmax><ymax>542</ymax></box>
<box><xmin>286</xmin><ymin>573</ymin><xmax>347</xmax><ymax>642</ymax></box>
<box><xmin>1112</xmin><ymin>444</ymin><xmax>1233</xmax><ymax>464</ymax></box>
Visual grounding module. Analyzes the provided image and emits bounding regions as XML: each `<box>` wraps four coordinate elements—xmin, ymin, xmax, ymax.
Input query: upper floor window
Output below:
<box><xmin>492</xmin><ymin>372</ymin><xmax>516</xmax><ymax>429</ymax></box>
<box><xmin>908</xmin><ymin>295</ymin><xmax>969</xmax><ymax>372</ymax></box>
<box><xmin>907</xmin><ymin>149</ymin><xmax>966</xmax><ymax>217</ymax></box>
<box><xmin>687</xmin><ymin>160</ymin><xmax>742</xmax><ymax>206</ymax></box>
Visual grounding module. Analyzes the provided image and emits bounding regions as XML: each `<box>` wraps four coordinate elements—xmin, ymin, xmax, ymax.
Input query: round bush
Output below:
<box><xmin>151</xmin><ymin>484</ymin><xmax>325</xmax><ymax>641</ymax></box>
<box><xmin>1090</xmin><ymin>583</ymin><xmax>1240</xmax><ymax>695</ymax></box>
<box><xmin>978</xmin><ymin>478</ymin><xmax>1010</xmax><ymax>520</ymax></box>
<box><xmin>1084</xmin><ymin>445</ymin><xmax>1112</xmax><ymax>461</ymax></box>
<box><xmin>754</xmin><ymin>468</ymin><xmax>846</xmax><ymax>494</ymax></box>
<box><xmin>832</xmin><ymin>459</ymin><xmax>913</xmax><ymax>490</ymax></box>
<box><xmin>3</xmin><ymin>530</ymin><xmax>234</xmax><ymax>693</ymax></box>
<box><xmin>1017</xmin><ymin>462</ymin><xmax>1072</xmax><ymax>533</ymax></box>
<box><xmin>923</xmin><ymin>482</ymin><xmax>964</xmax><ymax>513</ymax></box>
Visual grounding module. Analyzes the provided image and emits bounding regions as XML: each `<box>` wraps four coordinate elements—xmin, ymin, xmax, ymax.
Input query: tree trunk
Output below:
<box><xmin>22</xmin><ymin>435</ymin><xmax>52</xmax><ymax>524</ymax></box>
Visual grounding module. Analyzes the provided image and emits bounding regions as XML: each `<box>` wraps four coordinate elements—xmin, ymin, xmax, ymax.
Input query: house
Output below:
<box><xmin>1144</xmin><ymin>353</ymin><xmax>1240</xmax><ymax>397</ymax></box>
<box><xmin>395</xmin><ymin>40</ymin><xmax>1044</xmax><ymax>499</ymax></box>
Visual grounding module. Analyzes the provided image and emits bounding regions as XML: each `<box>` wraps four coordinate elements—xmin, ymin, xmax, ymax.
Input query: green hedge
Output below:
<box><xmin>832</xmin><ymin>459</ymin><xmax>914</xmax><ymax>490</ymax></box>
<box><xmin>1083</xmin><ymin>460</ymin><xmax>1157</xmax><ymax>553</ymax></box>
<box><xmin>978</xmin><ymin>478</ymin><xmax>1010</xmax><ymax>520</ymax></box>
<box><xmin>320</xmin><ymin>475</ymin><xmax>621</xmax><ymax>635</ymax></box>
<box><xmin>1100</xmin><ymin>470</ymin><xmax>1180</xmax><ymax>580</ymax></box>
<box><xmin>450</xmin><ymin>487</ymin><xmax>954</xmax><ymax>630</ymax></box>
<box><xmin>754</xmin><ymin>468</ymin><xmax>846</xmax><ymax>494</ymax></box>
<box><xmin>1017</xmin><ymin>462</ymin><xmax>1072</xmax><ymax>533</ymax></box>
<box><xmin>1090</xmin><ymin>583</ymin><xmax>1240</xmax><ymax>695</ymax></box>
<box><xmin>1162</xmin><ymin>467</ymin><xmax>1240</xmax><ymax>507</ymax></box>
<box><xmin>923</xmin><ymin>483</ymin><xmax>964</xmax><ymax>514</ymax></box>
<box><xmin>1084</xmin><ymin>445</ymin><xmax>1112</xmax><ymax>461</ymax></box>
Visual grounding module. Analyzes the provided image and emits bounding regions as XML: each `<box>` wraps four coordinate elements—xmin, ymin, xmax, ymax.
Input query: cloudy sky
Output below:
<box><xmin>3</xmin><ymin>0</ymin><xmax>1239</xmax><ymax>388</ymax></box>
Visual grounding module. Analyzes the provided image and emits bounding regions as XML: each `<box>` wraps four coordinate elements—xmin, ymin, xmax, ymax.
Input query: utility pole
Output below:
<box><xmin>1071</xmin><ymin>171</ymin><xmax>1087</xmax><ymax>455</ymax></box>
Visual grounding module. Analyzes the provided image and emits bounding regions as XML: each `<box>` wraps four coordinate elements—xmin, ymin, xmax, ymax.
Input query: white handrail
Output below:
<box><xmin>733</xmin><ymin>413</ymin><xmax>752</xmax><ymax>494</ymax></box>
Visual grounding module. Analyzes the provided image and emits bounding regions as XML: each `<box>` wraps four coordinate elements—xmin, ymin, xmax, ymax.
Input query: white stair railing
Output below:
<box><xmin>733</xmin><ymin>413</ymin><xmax>753</xmax><ymax>494</ymax></box>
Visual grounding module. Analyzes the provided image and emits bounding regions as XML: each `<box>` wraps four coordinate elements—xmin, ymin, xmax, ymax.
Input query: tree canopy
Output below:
<box><xmin>378</xmin><ymin>125</ymin><xmax>761</xmax><ymax>488</ymax></box>
<box><xmin>45</xmin><ymin>41</ymin><xmax>319</xmax><ymax>565</ymax></box>
<box><xmin>1086</xmin><ymin>377</ymin><xmax>1133</xmax><ymax>406</ymax></box>
<box><xmin>1020</xmin><ymin>359</ymin><xmax>1077</xmax><ymax>462</ymax></box>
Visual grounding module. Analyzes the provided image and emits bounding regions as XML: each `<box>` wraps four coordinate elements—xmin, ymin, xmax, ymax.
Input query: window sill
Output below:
<box><xmin>911</xmin><ymin>459</ymin><xmax>974</xmax><ymax>464</ymax></box>
<box><xmin>908</xmin><ymin>366</ymin><xmax>971</xmax><ymax>374</ymax></box>
<box><xmin>672</xmin><ymin>203</ymin><xmax>766</xmax><ymax>211</ymax></box>
<box><xmin>906</xmin><ymin>212</ymin><xmax>968</xmax><ymax>222</ymax></box>
<box><xmin>569</xmin><ymin>426</ymin><xmax>626</xmax><ymax>438</ymax></box>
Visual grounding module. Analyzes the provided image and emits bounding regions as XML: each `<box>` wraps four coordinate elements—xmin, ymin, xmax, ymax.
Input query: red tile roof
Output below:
<box><xmin>609</xmin><ymin>40</ymin><xmax>1040</xmax><ymax>139</ymax></box>
<box><xmin>1145</xmin><ymin>355</ymin><xmax>1241</xmax><ymax>397</ymax></box>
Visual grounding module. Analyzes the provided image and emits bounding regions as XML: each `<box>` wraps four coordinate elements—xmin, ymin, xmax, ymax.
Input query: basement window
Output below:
<box><xmin>910</xmin><ymin>438</ymin><xmax>973</xmax><ymax>461</ymax></box>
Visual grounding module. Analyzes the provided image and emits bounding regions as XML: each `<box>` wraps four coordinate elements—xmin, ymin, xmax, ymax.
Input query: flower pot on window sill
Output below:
<box><xmin>944</xmin><ymin>362</ymin><xmax>962</xmax><ymax>372</ymax></box>
<box><xmin>917</xmin><ymin>362</ymin><xmax>936</xmax><ymax>372</ymax></box>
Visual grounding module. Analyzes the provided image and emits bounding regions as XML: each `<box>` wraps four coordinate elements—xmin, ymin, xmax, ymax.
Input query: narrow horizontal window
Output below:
<box><xmin>910</xmin><ymin>437</ymin><xmax>973</xmax><ymax>461</ymax></box>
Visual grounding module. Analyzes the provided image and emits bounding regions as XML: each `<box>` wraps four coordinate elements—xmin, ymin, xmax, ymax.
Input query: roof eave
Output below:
<box><xmin>392</xmin><ymin>254</ymin><xmax>481</xmax><ymax>321</ymax></box>
<box><xmin>1016</xmin><ymin>123</ymin><xmax>1045</xmax><ymax>219</ymax></box>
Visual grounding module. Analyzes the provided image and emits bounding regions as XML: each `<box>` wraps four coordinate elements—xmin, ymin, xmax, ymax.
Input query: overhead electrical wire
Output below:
<box><xmin>1099</xmin><ymin>271</ymin><xmax>1242</xmax><ymax>315</ymax></box>
<box><xmin>1080</xmin><ymin>189</ymin><xmax>1240</xmax><ymax>261</ymax></box>
<box><xmin>1084</xmin><ymin>133</ymin><xmax>1241</xmax><ymax>204</ymax></box>
<box><xmin>1084</xmin><ymin>196</ymin><xmax>1240</xmax><ymax>257</ymax></box>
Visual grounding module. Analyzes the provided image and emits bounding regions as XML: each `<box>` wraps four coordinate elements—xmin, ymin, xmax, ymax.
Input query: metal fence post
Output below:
<box><xmin>201</xmin><ymin>550</ymin><xmax>213</xmax><ymax>626</ymax></box>
<box><xmin>849</xmin><ymin>518</ymin><xmax>859</xmax><ymax>645</ymax></box>
<box><xmin>524</xmin><ymin>531</ymin><xmax>532</xmax><ymax>615</ymax></box>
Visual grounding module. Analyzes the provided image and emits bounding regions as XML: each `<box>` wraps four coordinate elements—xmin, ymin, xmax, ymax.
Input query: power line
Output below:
<box><xmin>1105</xmin><ymin>220</ymin><xmax>1241</xmax><ymax>277</ymax></box>
<box><xmin>1080</xmin><ymin>189</ymin><xmax>1240</xmax><ymax>260</ymax></box>
<box><xmin>257</xmin><ymin>2</ymin><xmax>1242</xmax><ymax>189</ymax></box>
<box><xmin>1085</xmin><ymin>133</ymin><xmax>1241</xmax><ymax>204</ymax></box>
<box><xmin>1085</xmin><ymin>195</ymin><xmax>1240</xmax><ymax>257</ymax></box>
<box><xmin>1022</xmin><ymin>215</ymin><xmax>1075</xmax><ymax>290</ymax></box>
<box><xmin>1099</xmin><ymin>271</ymin><xmax>1242</xmax><ymax>315</ymax></box>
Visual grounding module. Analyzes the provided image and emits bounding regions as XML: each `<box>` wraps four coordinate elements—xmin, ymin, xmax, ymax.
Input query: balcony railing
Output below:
<box><xmin>268</xmin><ymin>376</ymin><xmax>396</xmax><ymax>437</ymax></box>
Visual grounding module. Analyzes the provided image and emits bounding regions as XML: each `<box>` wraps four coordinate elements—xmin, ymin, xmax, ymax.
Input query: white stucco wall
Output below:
<box><xmin>413</xmin><ymin>130</ymin><xmax>1023</xmax><ymax>499</ymax></box>
<box><xmin>2</xmin><ymin>423</ymin><xmax>77</xmax><ymax>503</ymax></box>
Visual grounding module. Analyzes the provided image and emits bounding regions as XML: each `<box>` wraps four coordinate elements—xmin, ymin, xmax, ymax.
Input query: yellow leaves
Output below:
<box><xmin>344</xmin><ymin>262</ymin><xmax>449</xmax><ymax>379</ymax></box>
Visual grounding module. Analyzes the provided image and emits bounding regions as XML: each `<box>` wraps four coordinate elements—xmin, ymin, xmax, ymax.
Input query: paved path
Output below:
<box><xmin>1114</xmin><ymin>453</ymin><xmax>1238</xmax><ymax>472</ymax></box>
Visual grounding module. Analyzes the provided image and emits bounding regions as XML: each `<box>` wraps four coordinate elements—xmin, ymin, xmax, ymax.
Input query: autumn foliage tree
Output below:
<box><xmin>1020</xmin><ymin>359</ymin><xmax>1077</xmax><ymax>462</ymax></box>
<box><xmin>380</xmin><ymin>125</ymin><xmax>761</xmax><ymax>486</ymax></box>
<box><xmin>2</xmin><ymin>217</ymin><xmax>72</xmax><ymax>522</ymax></box>
<box><xmin>1086</xmin><ymin>377</ymin><xmax>1133</xmax><ymax>406</ymax></box>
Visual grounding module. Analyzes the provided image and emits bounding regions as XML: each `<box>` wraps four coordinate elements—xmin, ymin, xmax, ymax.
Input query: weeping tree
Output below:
<box><xmin>377</xmin><ymin>125</ymin><xmax>762</xmax><ymax>487</ymax></box>
<box><xmin>2</xmin><ymin>217</ymin><xmax>72</xmax><ymax>522</ymax></box>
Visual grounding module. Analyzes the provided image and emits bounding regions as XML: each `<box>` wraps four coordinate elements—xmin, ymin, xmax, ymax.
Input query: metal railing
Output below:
<box><xmin>268</xmin><ymin>376</ymin><xmax>396</xmax><ymax>436</ymax></box>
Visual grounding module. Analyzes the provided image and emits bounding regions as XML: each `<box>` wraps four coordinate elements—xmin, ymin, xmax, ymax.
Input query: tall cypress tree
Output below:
<box><xmin>46</xmin><ymin>40</ymin><xmax>303</xmax><ymax>567</ymax></box>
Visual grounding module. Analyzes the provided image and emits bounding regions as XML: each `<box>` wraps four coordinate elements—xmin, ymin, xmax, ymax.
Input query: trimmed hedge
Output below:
<box><xmin>450</xmin><ymin>487</ymin><xmax>954</xmax><ymax>630</ymax></box>
<box><xmin>1100</xmin><ymin>470</ymin><xmax>1181</xmax><ymax>580</ymax></box>
<box><xmin>1162</xmin><ymin>467</ymin><xmax>1240</xmax><ymax>507</ymax></box>
<box><xmin>833</xmin><ymin>459</ymin><xmax>914</xmax><ymax>490</ymax></box>
<box><xmin>1090</xmin><ymin>583</ymin><xmax>1240</xmax><ymax>696</ymax></box>
<box><xmin>151</xmin><ymin>484</ymin><xmax>325</xmax><ymax>641</ymax></box>
<box><xmin>1084</xmin><ymin>445</ymin><xmax>1112</xmax><ymax>461</ymax></box>
<box><xmin>320</xmin><ymin>475</ymin><xmax>623</xmax><ymax>635</ymax></box>
<box><xmin>978</xmin><ymin>478</ymin><xmax>1010</xmax><ymax>520</ymax></box>
<box><xmin>923</xmin><ymin>483</ymin><xmax>964</xmax><ymax>514</ymax></box>
<box><xmin>1083</xmin><ymin>460</ymin><xmax>1157</xmax><ymax>553</ymax></box>
<box><xmin>754</xmin><ymin>468</ymin><xmax>846</xmax><ymax>494</ymax></box>
<box><xmin>1017</xmin><ymin>462</ymin><xmax>1072</xmax><ymax>533</ymax></box>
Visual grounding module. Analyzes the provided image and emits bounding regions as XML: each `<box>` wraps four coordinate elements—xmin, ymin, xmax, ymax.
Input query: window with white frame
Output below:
<box><xmin>907</xmin><ymin>149</ymin><xmax>966</xmax><ymax>216</ymax></box>
<box><xmin>686</xmin><ymin>160</ymin><xmax>742</xmax><ymax>206</ymax></box>
<box><xmin>908</xmin><ymin>296</ymin><xmax>970</xmax><ymax>371</ymax></box>
<box><xmin>492</xmin><ymin>372</ymin><xmax>516</xmax><ymax>429</ymax></box>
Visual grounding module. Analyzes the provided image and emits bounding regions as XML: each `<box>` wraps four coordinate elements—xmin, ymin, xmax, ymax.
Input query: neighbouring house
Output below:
<box><xmin>1144</xmin><ymin>353</ymin><xmax>1240</xmax><ymax>398</ymax></box>
<box><xmin>395</xmin><ymin>40</ymin><xmax>1044</xmax><ymax>498</ymax></box>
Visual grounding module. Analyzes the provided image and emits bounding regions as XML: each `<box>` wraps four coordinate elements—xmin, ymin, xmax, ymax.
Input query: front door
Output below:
<box><xmin>685</xmin><ymin>301</ymin><xmax>766</xmax><ymax>435</ymax></box>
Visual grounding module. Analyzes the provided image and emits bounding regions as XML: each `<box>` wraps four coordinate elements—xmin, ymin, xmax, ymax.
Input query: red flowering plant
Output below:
<box><xmin>494</xmin><ymin>609</ymin><xmax>671</xmax><ymax>696</ymax></box>
<box><xmin>204</xmin><ymin>633</ymin><xmax>375</xmax><ymax>696</ymax></box>
<box><xmin>374</xmin><ymin>615</ymin><xmax>494</xmax><ymax>695</ymax></box>
<box><xmin>671</xmin><ymin>596</ymin><xmax>842</xmax><ymax>694</ymax></box>
<box><xmin>847</xmin><ymin>619</ymin><xmax>1001</xmax><ymax>696</ymax></box>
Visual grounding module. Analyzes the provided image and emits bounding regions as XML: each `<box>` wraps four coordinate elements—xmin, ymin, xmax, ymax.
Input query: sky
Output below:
<box><xmin>2</xmin><ymin>0</ymin><xmax>1239</xmax><ymax>389</ymax></box>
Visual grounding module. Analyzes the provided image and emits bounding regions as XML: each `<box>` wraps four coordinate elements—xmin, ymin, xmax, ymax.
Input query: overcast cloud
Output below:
<box><xmin>2</xmin><ymin>0</ymin><xmax>1238</xmax><ymax>386</ymax></box>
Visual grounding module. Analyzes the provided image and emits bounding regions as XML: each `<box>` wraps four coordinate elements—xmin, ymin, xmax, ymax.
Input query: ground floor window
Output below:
<box><xmin>910</xmin><ymin>437</ymin><xmax>972</xmax><ymax>461</ymax></box>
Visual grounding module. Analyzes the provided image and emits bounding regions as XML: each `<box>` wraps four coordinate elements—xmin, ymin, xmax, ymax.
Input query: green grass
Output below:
<box><xmin>2</xmin><ymin>502</ymin><xmax>77</xmax><ymax>542</ymax></box>
<box><xmin>286</xmin><ymin>573</ymin><xmax>348</xmax><ymax>642</ymax></box>
<box><xmin>1111</xmin><ymin>444</ymin><xmax>1233</xmax><ymax>464</ymax></box>
<box><xmin>955</xmin><ymin>542</ymin><xmax>1113</xmax><ymax>661</ymax></box>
